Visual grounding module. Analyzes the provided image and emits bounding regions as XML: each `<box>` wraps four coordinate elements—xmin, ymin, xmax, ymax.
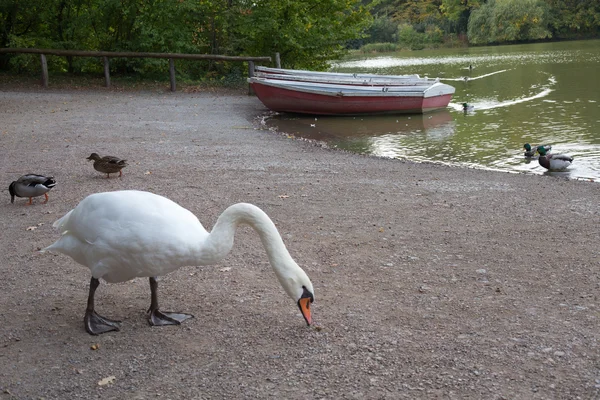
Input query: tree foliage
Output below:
<box><xmin>440</xmin><ymin>0</ymin><xmax>483</xmax><ymax>22</ymax></box>
<box><xmin>367</xmin><ymin>15</ymin><xmax>399</xmax><ymax>43</ymax></box>
<box><xmin>438</xmin><ymin>0</ymin><xmax>482</xmax><ymax>33</ymax></box>
<box><xmin>544</xmin><ymin>0</ymin><xmax>600</xmax><ymax>37</ymax></box>
<box><xmin>1</xmin><ymin>0</ymin><xmax>598</xmax><ymax>75</ymax></box>
<box><xmin>468</xmin><ymin>0</ymin><xmax>552</xmax><ymax>44</ymax></box>
<box><xmin>367</xmin><ymin>0</ymin><xmax>598</xmax><ymax>45</ymax></box>
<box><xmin>0</xmin><ymin>0</ymin><xmax>371</xmax><ymax>74</ymax></box>
<box><xmin>231</xmin><ymin>0</ymin><xmax>372</xmax><ymax>69</ymax></box>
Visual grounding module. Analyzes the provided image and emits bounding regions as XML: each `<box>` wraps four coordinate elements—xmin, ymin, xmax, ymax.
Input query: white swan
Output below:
<box><xmin>43</xmin><ymin>190</ymin><xmax>314</xmax><ymax>335</ymax></box>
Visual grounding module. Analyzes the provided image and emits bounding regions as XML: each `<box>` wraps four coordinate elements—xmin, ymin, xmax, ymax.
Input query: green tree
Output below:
<box><xmin>544</xmin><ymin>0</ymin><xmax>600</xmax><ymax>37</ymax></box>
<box><xmin>466</xmin><ymin>0</ymin><xmax>494</xmax><ymax>43</ymax></box>
<box><xmin>366</xmin><ymin>15</ymin><xmax>399</xmax><ymax>43</ymax></box>
<box><xmin>468</xmin><ymin>0</ymin><xmax>551</xmax><ymax>44</ymax></box>
<box><xmin>231</xmin><ymin>0</ymin><xmax>372</xmax><ymax>69</ymax></box>
<box><xmin>440</xmin><ymin>0</ymin><xmax>483</xmax><ymax>33</ymax></box>
<box><xmin>440</xmin><ymin>0</ymin><xmax>483</xmax><ymax>22</ymax></box>
<box><xmin>1</xmin><ymin>0</ymin><xmax>372</xmax><ymax>73</ymax></box>
<box><xmin>397</xmin><ymin>22</ymin><xmax>423</xmax><ymax>48</ymax></box>
<box><xmin>393</xmin><ymin>0</ymin><xmax>444</xmax><ymax>26</ymax></box>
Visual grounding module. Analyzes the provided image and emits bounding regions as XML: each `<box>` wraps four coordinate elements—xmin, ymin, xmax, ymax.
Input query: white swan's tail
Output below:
<box><xmin>52</xmin><ymin>209</ymin><xmax>73</xmax><ymax>229</ymax></box>
<box><xmin>40</xmin><ymin>210</ymin><xmax>74</xmax><ymax>252</ymax></box>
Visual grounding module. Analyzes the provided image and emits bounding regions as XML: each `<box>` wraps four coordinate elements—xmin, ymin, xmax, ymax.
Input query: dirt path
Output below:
<box><xmin>0</xmin><ymin>89</ymin><xmax>598</xmax><ymax>399</ymax></box>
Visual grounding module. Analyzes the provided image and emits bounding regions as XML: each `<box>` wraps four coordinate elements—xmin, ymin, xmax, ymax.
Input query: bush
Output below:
<box><xmin>358</xmin><ymin>42</ymin><xmax>398</xmax><ymax>53</ymax></box>
<box><xmin>366</xmin><ymin>16</ymin><xmax>399</xmax><ymax>44</ymax></box>
<box><xmin>397</xmin><ymin>24</ymin><xmax>425</xmax><ymax>50</ymax></box>
<box><xmin>468</xmin><ymin>0</ymin><xmax>552</xmax><ymax>44</ymax></box>
<box><xmin>397</xmin><ymin>23</ymin><xmax>445</xmax><ymax>50</ymax></box>
<box><xmin>425</xmin><ymin>25</ymin><xmax>444</xmax><ymax>46</ymax></box>
<box><xmin>443</xmin><ymin>33</ymin><xmax>469</xmax><ymax>47</ymax></box>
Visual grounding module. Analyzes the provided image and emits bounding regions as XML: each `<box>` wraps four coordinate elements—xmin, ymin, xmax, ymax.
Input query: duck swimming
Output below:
<box><xmin>86</xmin><ymin>153</ymin><xmax>127</xmax><ymax>178</ymax></box>
<box><xmin>43</xmin><ymin>190</ymin><xmax>315</xmax><ymax>335</ymax></box>
<box><xmin>523</xmin><ymin>143</ymin><xmax>552</xmax><ymax>158</ymax></box>
<box><xmin>537</xmin><ymin>146</ymin><xmax>573</xmax><ymax>170</ymax></box>
<box><xmin>9</xmin><ymin>174</ymin><xmax>56</xmax><ymax>205</ymax></box>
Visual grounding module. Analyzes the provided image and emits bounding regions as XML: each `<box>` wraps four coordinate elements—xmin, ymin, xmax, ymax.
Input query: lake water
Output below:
<box><xmin>265</xmin><ymin>40</ymin><xmax>600</xmax><ymax>181</ymax></box>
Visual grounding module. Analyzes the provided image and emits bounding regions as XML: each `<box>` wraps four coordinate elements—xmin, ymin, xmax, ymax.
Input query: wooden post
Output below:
<box><xmin>275</xmin><ymin>52</ymin><xmax>281</xmax><ymax>68</ymax></box>
<box><xmin>169</xmin><ymin>58</ymin><xmax>176</xmax><ymax>92</ymax></box>
<box><xmin>248</xmin><ymin>61</ymin><xmax>255</xmax><ymax>96</ymax></box>
<box><xmin>103</xmin><ymin>56</ymin><xmax>110</xmax><ymax>87</ymax></box>
<box><xmin>40</xmin><ymin>54</ymin><xmax>48</xmax><ymax>88</ymax></box>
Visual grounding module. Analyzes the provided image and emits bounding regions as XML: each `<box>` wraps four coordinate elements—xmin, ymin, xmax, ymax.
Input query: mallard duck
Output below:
<box><xmin>86</xmin><ymin>153</ymin><xmax>127</xmax><ymax>178</ymax></box>
<box><xmin>462</xmin><ymin>103</ymin><xmax>474</xmax><ymax>113</ymax></box>
<box><xmin>537</xmin><ymin>146</ymin><xmax>573</xmax><ymax>170</ymax></box>
<box><xmin>9</xmin><ymin>174</ymin><xmax>56</xmax><ymax>205</ymax></box>
<box><xmin>43</xmin><ymin>190</ymin><xmax>314</xmax><ymax>335</ymax></box>
<box><xmin>523</xmin><ymin>143</ymin><xmax>552</xmax><ymax>157</ymax></box>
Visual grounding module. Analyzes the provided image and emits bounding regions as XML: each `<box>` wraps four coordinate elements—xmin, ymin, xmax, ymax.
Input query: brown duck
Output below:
<box><xmin>87</xmin><ymin>153</ymin><xmax>128</xmax><ymax>178</ymax></box>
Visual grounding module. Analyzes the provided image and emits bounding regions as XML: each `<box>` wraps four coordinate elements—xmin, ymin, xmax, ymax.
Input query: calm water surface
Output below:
<box><xmin>266</xmin><ymin>40</ymin><xmax>600</xmax><ymax>181</ymax></box>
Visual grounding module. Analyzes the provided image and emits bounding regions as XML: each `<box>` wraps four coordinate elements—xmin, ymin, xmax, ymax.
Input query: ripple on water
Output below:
<box><xmin>267</xmin><ymin>41</ymin><xmax>600</xmax><ymax>182</ymax></box>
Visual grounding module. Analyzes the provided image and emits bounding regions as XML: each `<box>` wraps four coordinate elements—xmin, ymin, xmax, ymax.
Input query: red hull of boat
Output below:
<box><xmin>251</xmin><ymin>82</ymin><xmax>453</xmax><ymax>115</ymax></box>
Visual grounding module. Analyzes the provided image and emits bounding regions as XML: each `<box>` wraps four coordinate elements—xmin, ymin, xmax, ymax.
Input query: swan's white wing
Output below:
<box><xmin>45</xmin><ymin>191</ymin><xmax>208</xmax><ymax>282</ymax></box>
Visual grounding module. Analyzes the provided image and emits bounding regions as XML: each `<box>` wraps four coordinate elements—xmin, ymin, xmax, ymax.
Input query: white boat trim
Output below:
<box><xmin>255</xmin><ymin>66</ymin><xmax>426</xmax><ymax>81</ymax></box>
<box><xmin>253</xmin><ymin>71</ymin><xmax>438</xmax><ymax>86</ymax></box>
<box><xmin>248</xmin><ymin>77</ymin><xmax>455</xmax><ymax>99</ymax></box>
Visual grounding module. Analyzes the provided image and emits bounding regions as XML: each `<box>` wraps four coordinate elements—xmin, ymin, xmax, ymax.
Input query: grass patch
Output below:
<box><xmin>357</xmin><ymin>43</ymin><xmax>399</xmax><ymax>53</ymax></box>
<box><xmin>0</xmin><ymin>71</ymin><xmax>249</xmax><ymax>93</ymax></box>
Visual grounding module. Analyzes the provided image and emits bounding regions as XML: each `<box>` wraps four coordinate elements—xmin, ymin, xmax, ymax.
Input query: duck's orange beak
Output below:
<box><xmin>298</xmin><ymin>297</ymin><xmax>312</xmax><ymax>326</ymax></box>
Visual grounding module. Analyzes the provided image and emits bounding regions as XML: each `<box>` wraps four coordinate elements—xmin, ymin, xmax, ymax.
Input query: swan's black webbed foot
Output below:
<box><xmin>147</xmin><ymin>276</ymin><xmax>194</xmax><ymax>327</ymax></box>
<box><xmin>147</xmin><ymin>309</ymin><xmax>194</xmax><ymax>326</ymax></box>
<box><xmin>84</xmin><ymin>310</ymin><xmax>121</xmax><ymax>335</ymax></box>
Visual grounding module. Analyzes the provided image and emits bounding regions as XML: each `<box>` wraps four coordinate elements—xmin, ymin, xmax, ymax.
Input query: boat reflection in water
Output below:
<box><xmin>266</xmin><ymin>110</ymin><xmax>456</xmax><ymax>157</ymax></box>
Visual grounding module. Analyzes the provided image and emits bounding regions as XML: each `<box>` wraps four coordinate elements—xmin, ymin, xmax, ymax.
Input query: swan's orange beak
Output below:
<box><xmin>298</xmin><ymin>297</ymin><xmax>312</xmax><ymax>325</ymax></box>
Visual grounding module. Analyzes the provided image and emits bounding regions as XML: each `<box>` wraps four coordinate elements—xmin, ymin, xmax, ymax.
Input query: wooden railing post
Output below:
<box><xmin>40</xmin><ymin>54</ymin><xmax>48</xmax><ymax>88</ymax></box>
<box><xmin>248</xmin><ymin>61</ymin><xmax>255</xmax><ymax>96</ymax></box>
<box><xmin>169</xmin><ymin>58</ymin><xmax>176</xmax><ymax>92</ymax></box>
<box><xmin>0</xmin><ymin>48</ymin><xmax>272</xmax><ymax>91</ymax></box>
<box><xmin>103</xmin><ymin>56</ymin><xmax>110</xmax><ymax>87</ymax></box>
<box><xmin>275</xmin><ymin>52</ymin><xmax>281</xmax><ymax>68</ymax></box>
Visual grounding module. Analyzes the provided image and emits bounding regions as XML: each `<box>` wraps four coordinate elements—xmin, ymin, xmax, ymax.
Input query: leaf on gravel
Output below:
<box><xmin>144</xmin><ymin>171</ymin><xmax>152</xmax><ymax>175</ymax></box>
<box><xmin>219</xmin><ymin>267</ymin><xmax>231</xmax><ymax>272</ymax></box>
<box><xmin>98</xmin><ymin>376</ymin><xmax>116</xmax><ymax>386</ymax></box>
<box><xmin>26</xmin><ymin>226</ymin><xmax>37</xmax><ymax>231</ymax></box>
<box><xmin>90</xmin><ymin>343</ymin><xmax>99</xmax><ymax>350</ymax></box>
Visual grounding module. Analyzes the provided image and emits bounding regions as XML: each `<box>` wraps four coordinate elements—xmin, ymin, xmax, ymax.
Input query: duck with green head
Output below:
<box><xmin>537</xmin><ymin>146</ymin><xmax>573</xmax><ymax>170</ymax></box>
<box><xmin>9</xmin><ymin>174</ymin><xmax>56</xmax><ymax>205</ymax></box>
<box><xmin>523</xmin><ymin>143</ymin><xmax>552</xmax><ymax>158</ymax></box>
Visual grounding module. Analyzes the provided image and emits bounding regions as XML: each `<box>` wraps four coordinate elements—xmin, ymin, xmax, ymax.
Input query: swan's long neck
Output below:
<box><xmin>202</xmin><ymin>203</ymin><xmax>295</xmax><ymax>277</ymax></box>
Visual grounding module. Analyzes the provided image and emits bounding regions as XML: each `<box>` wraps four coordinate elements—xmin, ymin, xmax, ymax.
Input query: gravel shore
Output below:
<box><xmin>1</xmin><ymin>89</ymin><xmax>598</xmax><ymax>399</ymax></box>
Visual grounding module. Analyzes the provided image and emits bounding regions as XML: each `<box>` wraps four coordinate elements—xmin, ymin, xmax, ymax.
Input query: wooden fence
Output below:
<box><xmin>0</xmin><ymin>48</ymin><xmax>277</xmax><ymax>92</ymax></box>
